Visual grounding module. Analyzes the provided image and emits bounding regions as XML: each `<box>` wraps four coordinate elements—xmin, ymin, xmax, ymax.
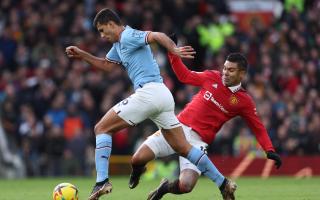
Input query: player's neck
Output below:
<box><xmin>116</xmin><ymin>26</ymin><xmax>125</xmax><ymax>42</ymax></box>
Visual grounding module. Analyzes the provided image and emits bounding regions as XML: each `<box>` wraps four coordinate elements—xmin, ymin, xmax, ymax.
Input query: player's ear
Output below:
<box><xmin>239</xmin><ymin>70</ymin><xmax>246</xmax><ymax>80</ymax></box>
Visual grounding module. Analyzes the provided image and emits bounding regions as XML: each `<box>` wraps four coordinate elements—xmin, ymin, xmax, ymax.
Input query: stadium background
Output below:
<box><xmin>0</xmin><ymin>0</ymin><xmax>319</xmax><ymax>185</ymax></box>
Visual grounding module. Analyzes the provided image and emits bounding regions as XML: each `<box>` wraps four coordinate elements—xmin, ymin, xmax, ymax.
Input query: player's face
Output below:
<box><xmin>96</xmin><ymin>22</ymin><xmax>118</xmax><ymax>43</ymax></box>
<box><xmin>222</xmin><ymin>61</ymin><xmax>245</xmax><ymax>87</ymax></box>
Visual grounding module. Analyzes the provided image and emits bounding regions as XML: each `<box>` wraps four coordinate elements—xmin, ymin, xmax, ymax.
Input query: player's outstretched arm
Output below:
<box><xmin>147</xmin><ymin>32</ymin><xmax>195</xmax><ymax>59</ymax></box>
<box><xmin>240</xmin><ymin>98</ymin><xmax>282</xmax><ymax>169</ymax></box>
<box><xmin>65</xmin><ymin>46</ymin><xmax>117</xmax><ymax>72</ymax></box>
<box><xmin>167</xmin><ymin>52</ymin><xmax>206</xmax><ymax>86</ymax></box>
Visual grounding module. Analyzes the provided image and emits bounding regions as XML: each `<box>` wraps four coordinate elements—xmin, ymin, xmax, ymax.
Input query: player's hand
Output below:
<box><xmin>65</xmin><ymin>46</ymin><xmax>83</xmax><ymax>59</ymax></box>
<box><xmin>267</xmin><ymin>151</ymin><xmax>282</xmax><ymax>169</ymax></box>
<box><xmin>173</xmin><ymin>46</ymin><xmax>196</xmax><ymax>59</ymax></box>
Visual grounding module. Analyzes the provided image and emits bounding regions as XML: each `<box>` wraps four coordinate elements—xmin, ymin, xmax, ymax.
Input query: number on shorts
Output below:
<box><xmin>200</xmin><ymin>146</ymin><xmax>208</xmax><ymax>154</ymax></box>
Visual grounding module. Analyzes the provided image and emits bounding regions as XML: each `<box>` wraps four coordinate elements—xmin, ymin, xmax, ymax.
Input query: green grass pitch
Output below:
<box><xmin>0</xmin><ymin>176</ymin><xmax>319</xmax><ymax>200</ymax></box>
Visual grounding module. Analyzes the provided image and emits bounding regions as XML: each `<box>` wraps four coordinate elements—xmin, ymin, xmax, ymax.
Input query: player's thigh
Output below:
<box><xmin>161</xmin><ymin>126</ymin><xmax>192</xmax><ymax>156</ymax></box>
<box><xmin>143</xmin><ymin>130</ymin><xmax>176</xmax><ymax>158</ymax></box>
<box><xmin>94</xmin><ymin>108</ymin><xmax>131</xmax><ymax>134</ymax></box>
<box><xmin>177</xmin><ymin>129</ymin><xmax>208</xmax><ymax>171</ymax></box>
<box><xmin>184</xmin><ymin>127</ymin><xmax>208</xmax><ymax>154</ymax></box>
<box><xmin>132</xmin><ymin>144</ymin><xmax>156</xmax><ymax>165</ymax></box>
<box><xmin>151</xmin><ymin>110</ymin><xmax>181</xmax><ymax>130</ymax></box>
<box><xmin>163</xmin><ymin>124</ymin><xmax>193</xmax><ymax>149</ymax></box>
<box><xmin>148</xmin><ymin>83</ymin><xmax>180</xmax><ymax>129</ymax></box>
<box><xmin>112</xmin><ymin>92</ymin><xmax>156</xmax><ymax>126</ymax></box>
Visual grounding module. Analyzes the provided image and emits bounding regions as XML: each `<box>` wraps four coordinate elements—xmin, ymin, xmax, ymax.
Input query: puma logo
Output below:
<box><xmin>101</xmin><ymin>156</ymin><xmax>109</xmax><ymax>160</ymax></box>
<box><xmin>202</xmin><ymin>168</ymin><xmax>209</xmax><ymax>174</ymax></box>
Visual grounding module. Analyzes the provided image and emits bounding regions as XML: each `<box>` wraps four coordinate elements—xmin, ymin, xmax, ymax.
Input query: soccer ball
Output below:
<box><xmin>52</xmin><ymin>183</ymin><xmax>79</xmax><ymax>200</ymax></box>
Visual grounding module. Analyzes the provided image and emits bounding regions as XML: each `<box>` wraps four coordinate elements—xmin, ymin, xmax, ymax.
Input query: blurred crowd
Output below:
<box><xmin>0</xmin><ymin>0</ymin><xmax>319</xmax><ymax>177</ymax></box>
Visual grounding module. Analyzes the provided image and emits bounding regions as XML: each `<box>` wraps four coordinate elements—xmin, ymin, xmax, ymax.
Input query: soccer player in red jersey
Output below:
<box><xmin>129</xmin><ymin>49</ymin><xmax>282</xmax><ymax>200</ymax></box>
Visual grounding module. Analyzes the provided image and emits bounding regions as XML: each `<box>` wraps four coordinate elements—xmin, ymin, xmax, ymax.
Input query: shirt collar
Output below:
<box><xmin>118</xmin><ymin>26</ymin><xmax>127</xmax><ymax>42</ymax></box>
<box><xmin>228</xmin><ymin>82</ymin><xmax>242</xmax><ymax>93</ymax></box>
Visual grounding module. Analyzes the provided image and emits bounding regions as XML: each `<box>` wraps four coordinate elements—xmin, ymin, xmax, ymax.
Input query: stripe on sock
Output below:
<box><xmin>96</xmin><ymin>145</ymin><xmax>112</xmax><ymax>150</ymax></box>
<box><xmin>195</xmin><ymin>153</ymin><xmax>206</xmax><ymax>166</ymax></box>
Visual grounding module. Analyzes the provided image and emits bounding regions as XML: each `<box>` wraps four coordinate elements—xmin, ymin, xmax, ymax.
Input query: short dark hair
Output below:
<box><xmin>93</xmin><ymin>8</ymin><xmax>121</xmax><ymax>28</ymax></box>
<box><xmin>226</xmin><ymin>53</ymin><xmax>248</xmax><ymax>71</ymax></box>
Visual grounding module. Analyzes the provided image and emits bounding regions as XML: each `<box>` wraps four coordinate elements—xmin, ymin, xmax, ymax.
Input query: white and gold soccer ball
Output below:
<box><xmin>52</xmin><ymin>183</ymin><xmax>79</xmax><ymax>200</ymax></box>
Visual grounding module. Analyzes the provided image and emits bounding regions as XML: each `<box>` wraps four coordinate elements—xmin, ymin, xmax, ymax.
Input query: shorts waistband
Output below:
<box><xmin>137</xmin><ymin>82</ymin><xmax>164</xmax><ymax>89</ymax></box>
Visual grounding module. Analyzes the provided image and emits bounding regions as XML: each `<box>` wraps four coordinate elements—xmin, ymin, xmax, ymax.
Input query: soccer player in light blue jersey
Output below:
<box><xmin>66</xmin><ymin>8</ymin><xmax>229</xmax><ymax>200</ymax></box>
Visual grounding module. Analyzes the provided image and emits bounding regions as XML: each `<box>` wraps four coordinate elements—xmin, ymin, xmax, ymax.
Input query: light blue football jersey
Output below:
<box><xmin>106</xmin><ymin>26</ymin><xmax>163</xmax><ymax>90</ymax></box>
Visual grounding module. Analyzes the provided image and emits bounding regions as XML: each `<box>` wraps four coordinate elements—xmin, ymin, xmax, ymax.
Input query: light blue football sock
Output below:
<box><xmin>187</xmin><ymin>146</ymin><xmax>225</xmax><ymax>187</ymax></box>
<box><xmin>95</xmin><ymin>133</ymin><xmax>112</xmax><ymax>183</ymax></box>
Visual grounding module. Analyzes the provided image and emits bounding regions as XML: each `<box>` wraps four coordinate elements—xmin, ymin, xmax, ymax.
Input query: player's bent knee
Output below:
<box><xmin>94</xmin><ymin>123</ymin><xmax>103</xmax><ymax>135</ymax></box>
<box><xmin>174</xmin><ymin>145</ymin><xmax>191</xmax><ymax>157</ymax></box>
<box><xmin>94</xmin><ymin>122</ymin><xmax>112</xmax><ymax>135</ymax></box>
<box><xmin>179</xmin><ymin>181</ymin><xmax>194</xmax><ymax>193</ymax></box>
<box><xmin>167</xmin><ymin>140</ymin><xmax>192</xmax><ymax>157</ymax></box>
<box><xmin>131</xmin><ymin>145</ymin><xmax>155</xmax><ymax>166</ymax></box>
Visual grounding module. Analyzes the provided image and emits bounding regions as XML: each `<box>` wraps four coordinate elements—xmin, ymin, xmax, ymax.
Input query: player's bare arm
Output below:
<box><xmin>147</xmin><ymin>32</ymin><xmax>196</xmax><ymax>59</ymax></box>
<box><xmin>65</xmin><ymin>46</ymin><xmax>118</xmax><ymax>72</ymax></box>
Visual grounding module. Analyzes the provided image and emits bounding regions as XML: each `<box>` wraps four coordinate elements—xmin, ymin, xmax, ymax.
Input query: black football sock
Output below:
<box><xmin>219</xmin><ymin>178</ymin><xmax>227</xmax><ymax>192</ymax></box>
<box><xmin>131</xmin><ymin>164</ymin><xmax>146</xmax><ymax>175</ymax></box>
<box><xmin>96</xmin><ymin>178</ymin><xmax>108</xmax><ymax>186</ymax></box>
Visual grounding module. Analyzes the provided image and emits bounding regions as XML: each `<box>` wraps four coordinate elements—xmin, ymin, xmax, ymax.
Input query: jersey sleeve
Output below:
<box><xmin>106</xmin><ymin>46</ymin><xmax>121</xmax><ymax>65</ymax></box>
<box><xmin>120</xmin><ymin>28</ymin><xmax>150</xmax><ymax>49</ymax></box>
<box><xmin>240</xmin><ymin>95</ymin><xmax>275</xmax><ymax>152</ymax></box>
<box><xmin>167</xmin><ymin>52</ymin><xmax>207</xmax><ymax>86</ymax></box>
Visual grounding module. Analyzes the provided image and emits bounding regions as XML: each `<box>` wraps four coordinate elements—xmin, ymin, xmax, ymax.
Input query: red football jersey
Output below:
<box><xmin>168</xmin><ymin>53</ymin><xmax>275</xmax><ymax>152</ymax></box>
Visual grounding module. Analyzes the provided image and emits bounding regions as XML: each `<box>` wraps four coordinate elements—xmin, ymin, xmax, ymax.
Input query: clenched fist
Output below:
<box><xmin>65</xmin><ymin>46</ymin><xmax>83</xmax><ymax>59</ymax></box>
<box><xmin>267</xmin><ymin>151</ymin><xmax>282</xmax><ymax>169</ymax></box>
